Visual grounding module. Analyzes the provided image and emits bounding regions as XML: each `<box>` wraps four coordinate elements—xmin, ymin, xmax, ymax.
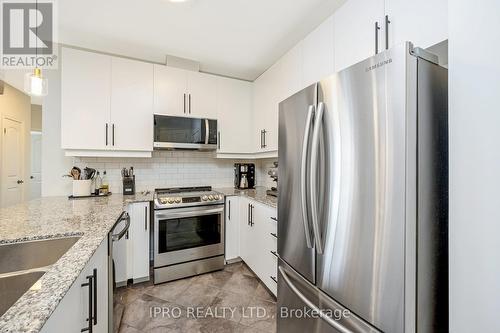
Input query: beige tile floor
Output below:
<box><xmin>114</xmin><ymin>262</ymin><xmax>277</xmax><ymax>333</ymax></box>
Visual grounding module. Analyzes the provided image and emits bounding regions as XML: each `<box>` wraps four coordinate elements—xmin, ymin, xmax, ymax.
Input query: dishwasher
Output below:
<box><xmin>108</xmin><ymin>211</ymin><xmax>130</xmax><ymax>333</ymax></box>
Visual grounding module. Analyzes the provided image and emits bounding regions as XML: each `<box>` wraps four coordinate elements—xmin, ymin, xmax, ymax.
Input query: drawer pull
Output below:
<box><xmin>270</xmin><ymin>232</ymin><xmax>277</xmax><ymax>238</ymax></box>
<box><xmin>270</xmin><ymin>250</ymin><xmax>278</xmax><ymax>258</ymax></box>
<box><xmin>270</xmin><ymin>276</ymin><xmax>277</xmax><ymax>283</ymax></box>
<box><xmin>270</xmin><ymin>217</ymin><xmax>278</xmax><ymax>222</ymax></box>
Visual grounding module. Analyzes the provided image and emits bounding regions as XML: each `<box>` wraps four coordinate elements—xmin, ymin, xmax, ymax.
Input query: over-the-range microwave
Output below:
<box><xmin>153</xmin><ymin>114</ymin><xmax>218</xmax><ymax>150</ymax></box>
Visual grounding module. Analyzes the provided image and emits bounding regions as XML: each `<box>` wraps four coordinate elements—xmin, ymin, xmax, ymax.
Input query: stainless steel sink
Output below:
<box><xmin>0</xmin><ymin>236</ymin><xmax>81</xmax><ymax>316</ymax></box>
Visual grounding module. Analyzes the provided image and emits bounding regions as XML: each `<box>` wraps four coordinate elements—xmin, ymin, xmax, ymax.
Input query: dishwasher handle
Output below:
<box><xmin>111</xmin><ymin>211</ymin><xmax>130</xmax><ymax>242</ymax></box>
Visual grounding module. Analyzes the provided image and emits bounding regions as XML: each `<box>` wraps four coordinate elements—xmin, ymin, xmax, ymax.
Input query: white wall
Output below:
<box><xmin>41</xmin><ymin>66</ymin><xmax>73</xmax><ymax>197</ymax></box>
<box><xmin>74</xmin><ymin>151</ymin><xmax>271</xmax><ymax>194</ymax></box>
<box><xmin>449</xmin><ymin>0</ymin><xmax>500</xmax><ymax>332</ymax></box>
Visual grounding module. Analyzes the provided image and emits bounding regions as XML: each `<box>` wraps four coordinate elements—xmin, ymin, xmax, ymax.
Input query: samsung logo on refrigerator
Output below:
<box><xmin>365</xmin><ymin>58</ymin><xmax>393</xmax><ymax>72</ymax></box>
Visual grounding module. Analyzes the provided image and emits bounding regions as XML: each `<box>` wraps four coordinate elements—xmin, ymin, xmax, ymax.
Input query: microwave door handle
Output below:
<box><xmin>310</xmin><ymin>102</ymin><xmax>325</xmax><ymax>254</ymax></box>
<box><xmin>205</xmin><ymin>119</ymin><xmax>209</xmax><ymax>144</ymax></box>
<box><xmin>300</xmin><ymin>105</ymin><xmax>315</xmax><ymax>249</ymax></box>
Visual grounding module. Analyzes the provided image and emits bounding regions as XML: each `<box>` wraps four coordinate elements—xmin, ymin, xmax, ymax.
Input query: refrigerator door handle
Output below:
<box><xmin>278</xmin><ymin>266</ymin><xmax>351</xmax><ymax>333</ymax></box>
<box><xmin>309</xmin><ymin>102</ymin><xmax>325</xmax><ymax>254</ymax></box>
<box><xmin>300</xmin><ymin>105</ymin><xmax>315</xmax><ymax>248</ymax></box>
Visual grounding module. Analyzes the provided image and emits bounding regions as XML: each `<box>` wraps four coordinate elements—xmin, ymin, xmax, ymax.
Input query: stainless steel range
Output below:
<box><xmin>153</xmin><ymin>186</ymin><xmax>225</xmax><ymax>284</ymax></box>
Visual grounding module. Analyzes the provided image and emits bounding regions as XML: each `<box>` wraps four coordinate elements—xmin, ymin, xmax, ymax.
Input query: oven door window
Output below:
<box><xmin>158</xmin><ymin>213</ymin><xmax>221</xmax><ymax>253</ymax></box>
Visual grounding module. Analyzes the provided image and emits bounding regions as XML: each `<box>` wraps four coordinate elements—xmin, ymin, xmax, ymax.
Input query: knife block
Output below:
<box><xmin>122</xmin><ymin>176</ymin><xmax>135</xmax><ymax>195</ymax></box>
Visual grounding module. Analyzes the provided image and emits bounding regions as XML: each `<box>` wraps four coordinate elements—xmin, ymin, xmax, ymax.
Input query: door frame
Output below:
<box><xmin>1</xmin><ymin>116</ymin><xmax>25</xmax><ymax>207</ymax></box>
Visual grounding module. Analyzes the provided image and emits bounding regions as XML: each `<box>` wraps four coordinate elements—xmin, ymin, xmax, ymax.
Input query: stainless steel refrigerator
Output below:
<box><xmin>277</xmin><ymin>42</ymin><xmax>448</xmax><ymax>333</ymax></box>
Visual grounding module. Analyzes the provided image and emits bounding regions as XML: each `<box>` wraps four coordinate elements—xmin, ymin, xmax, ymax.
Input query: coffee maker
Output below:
<box><xmin>234</xmin><ymin>163</ymin><xmax>255</xmax><ymax>189</ymax></box>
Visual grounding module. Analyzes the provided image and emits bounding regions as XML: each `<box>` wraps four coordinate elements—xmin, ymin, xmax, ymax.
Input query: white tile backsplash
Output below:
<box><xmin>73</xmin><ymin>151</ymin><xmax>276</xmax><ymax>193</ymax></box>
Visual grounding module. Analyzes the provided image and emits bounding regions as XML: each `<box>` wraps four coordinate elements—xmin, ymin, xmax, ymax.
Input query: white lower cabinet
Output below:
<box><xmin>235</xmin><ymin>197</ymin><xmax>277</xmax><ymax>296</ymax></box>
<box><xmin>225</xmin><ymin>196</ymin><xmax>240</xmax><ymax>261</ymax></box>
<box><xmin>239</xmin><ymin>198</ymin><xmax>257</xmax><ymax>269</ymax></box>
<box><xmin>41</xmin><ymin>240</ymin><xmax>108</xmax><ymax>333</ymax></box>
<box><xmin>128</xmin><ymin>202</ymin><xmax>151</xmax><ymax>283</ymax></box>
<box><xmin>113</xmin><ymin>202</ymin><xmax>151</xmax><ymax>285</ymax></box>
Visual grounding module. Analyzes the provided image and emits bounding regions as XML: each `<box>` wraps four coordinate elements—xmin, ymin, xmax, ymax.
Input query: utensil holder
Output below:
<box><xmin>72</xmin><ymin>179</ymin><xmax>92</xmax><ymax>197</ymax></box>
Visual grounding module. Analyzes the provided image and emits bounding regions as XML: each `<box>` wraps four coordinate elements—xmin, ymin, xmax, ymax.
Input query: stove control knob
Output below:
<box><xmin>175</xmin><ymin>197</ymin><xmax>181</xmax><ymax>204</ymax></box>
<box><xmin>202</xmin><ymin>195</ymin><xmax>208</xmax><ymax>201</ymax></box>
<box><xmin>167</xmin><ymin>198</ymin><xmax>174</xmax><ymax>204</ymax></box>
<box><xmin>214</xmin><ymin>194</ymin><xmax>221</xmax><ymax>200</ymax></box>
<box><xmin>160</xmin><ymin>198</ymin><xmax>168</xmax><ymax>204</ymax></box>
<box><xmin>208</xmin><ymin>195</ymin><xmax>214</xmax><ymax>201</ymax></box>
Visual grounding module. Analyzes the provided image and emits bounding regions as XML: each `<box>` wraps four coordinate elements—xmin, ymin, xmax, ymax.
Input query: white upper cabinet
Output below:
<box><xmin>153</xmin><ymin>65</ymin><xmax>188</xmax><ymax>117</ymax></box>
<box><xmin>216</xmin><ymin>77</ymin><xmax>253</xmax><ymax>154</ymax></box>
<box><xmin>111</xmin><ymin>57</ymin><xmax>153</xmax><ymax>151</ymax></box>
<box><xmin>302</xmin><ymin>15</ymin><xmax>335</xmax><ymax>87</ymax></box>
<box><xmin>334</xmin><ymin>0</ymin><xmax>385</xmax><ymax>72</ymax></box>
<box><xmin>187</xmin><ymin>71</ymin><xmax>218</xmax><ymax>118</ymax></box>
<box><xmin>61</xmin><ymin>47</ymin><xmax>152</xmax><ymax>156</ymax></box>
<box><xmin>153</xmin><ymin>66</ymin><xmax>217</xmax><ymax>118</ymax></box>
<box><xmin>61</xmin><ymin>48</ymin><xmax>111</xmax><ymax>150</ymax></box>
<box><xmin>385</xmin><ymin>0</ymin><xmax>447</xmax><ymax>49</ymax></box>
<box><xmin>253</xmin><ymin>65</ymin><xmax>279</xmax><ymax>153</ymax></box>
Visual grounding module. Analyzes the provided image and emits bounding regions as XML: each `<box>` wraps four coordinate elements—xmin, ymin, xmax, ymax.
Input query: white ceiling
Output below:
<box><xmin>58</xmin><ymin>0</ymin><xmax>345</xmax><ymax>81</ymax></box>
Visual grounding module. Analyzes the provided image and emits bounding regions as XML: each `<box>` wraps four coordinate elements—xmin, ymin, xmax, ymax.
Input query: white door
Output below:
<box><xmin>239</xmin><ymin>198</ymin><xmax>252</xmax><ymax>265</ymax></box>
<box><xmin>334</xmin><ymin>0</ymin><xmax>385</xmax><ymax>72</ymax></box>
<box><xmin>129</xmin><ymin>202</ymin><xmax>150</xmax><ymax>282</ymax></box>
<box><xmin>1</xmin><ymin>118</ymin><xmax>24</xmax><ymax>207</ymax></box>
<box><xmin>225</xmin><ymin>196</ymin><xmax>240</xmax><ymax>261</ymax></box>
<box><xmin>253</xmin><ymin>66</ymin><xmax>279</xmax><ymax>152</ymax></box>
<box><xmin>111</xmin><ymin>57</ymin><xmax>154</xmax><ymax>151</ymax></box>
<box><xmin>216</xmin><ymin>77</ymin><xmax>253</xmax><ymax>154</ymax></box>
<box><xmin>153</xmin><ymin>65</ymin><xmax>188</xmax><ymax>116</ymax></box>
<box><xmin>112</xmin><ymin>218</ymin><xmax>129</xmax><ymax>286</ymax></box>
<box><xmin>30</xmin><ymin>132</ymin><xmax>42</xmax><ymax>200</ymax></box>
<box><xmin>385</xmin><ymin>0</ymin><xmax>447</xmax><ymax>49</ymax></box>
<box><xmin>187</xmin><ymin>71</ymin><xmax>218</xmax><ymax>118</ymax></box>
<box><xmin>61</xmin><ymin>47</ymin><xmax>111</xmax><ymax>150</ymax></box>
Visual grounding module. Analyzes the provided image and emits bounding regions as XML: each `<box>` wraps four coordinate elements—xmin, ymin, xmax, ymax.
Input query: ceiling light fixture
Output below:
<box><xmin>24</xmin><ymin>0</ymin><xmax>48</xmax><ymax>97</ymax></box>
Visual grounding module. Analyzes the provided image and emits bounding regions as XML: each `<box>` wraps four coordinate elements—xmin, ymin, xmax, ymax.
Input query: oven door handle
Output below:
<box><xmin>155</xmin><ymin>207</ymin><xmax>224</xmax><ymax>220</ymax></box>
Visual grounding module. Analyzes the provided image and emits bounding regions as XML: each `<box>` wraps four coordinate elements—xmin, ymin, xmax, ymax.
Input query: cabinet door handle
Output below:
<box><xmin>248</xmin><ymin>203</ymin><xmax>250</xmax><ymax>225</ymax></box>
<box><xmin>189</xmin><ymin>94</ymin><xmax>192</xmax><ymax>114</ymax></box>
<box><xmin>270</xmin><ymin>276</ymin><xmax>277</xmax><ymax>283</ymax></box>
<box><xmin>92</xmin><ymin>268</ymin><xmax>97</xmax><ymax>325</ymax></box>
<box><xmin>218</xmin><ymin>131</ymin><xmax>221</xmax><ymax>150</ymax></box>
<box><xmin>270</xmin><ymin>217</ymin><xmax>278</xmax><ymax>222</ymax></box>
<box><xmin>260</xmin><ymin>130</ymin><xmax>264</xmax><ymax>148</ymax></box>
<box><xmin>250</xmin><ymin>205</ymin><xmax>254</xmax><ymax>226</ymax></box>
<box><xmin>270</xmin><ymin>250</ymin><xmax>278</xmax><ymax>258</ymax></box>
<box><xmin>228</xmin><ymin>200</ymin><xmax>231</xmax><ymax>221</ymax></box>
<box><xmin>183</xmin><ymin>93</ymin><xmax>186</xmax><ymax>114</ymax></box>
<box><xmin>385</xmin><ymin>15</ymin><xmax>390</xmax><ymax>50</ymax></box>
<box><xmin>270</xmin><ymin>232</ymin><xmax>278</xmax><ymax>238</ymax></box>
<box><xmin>81</xmin><ymin>273</ymin><xmax>94</xmax><ymax>332</ymax></box>
<box><xmin>112</xmin><ymin>124</ymin><xmax>115</xmax><ymax>146</ymax></box>
<box><xmin>145</xmin><ymin>206</ymin><xmax>148</xmax><ymax>230</ymax></box>
<box><xmin>105</xmin><ymin>124</ymin><xmax>108</xmax><ymax>146</ymax></box>
<box><xmin>263</xmin><ymin>130</ymin><xmax>267</xmax><ymax>148</ymax></box>
<box><xmin>375</xmin><ymin>21</ymin><xmax>381</xmax><ymax>54</ymax></box>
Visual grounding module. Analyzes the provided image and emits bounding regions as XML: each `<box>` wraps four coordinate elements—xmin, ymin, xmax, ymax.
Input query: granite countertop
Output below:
<box><xmin>0</xmin><ymin>192</ymin><xmax>153</xmax><ymax>333</ymax></box>
<box><xmin>215</xmin><ymin>186</ymin><xmax>277</xmax><ymax>208</ymax></box>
